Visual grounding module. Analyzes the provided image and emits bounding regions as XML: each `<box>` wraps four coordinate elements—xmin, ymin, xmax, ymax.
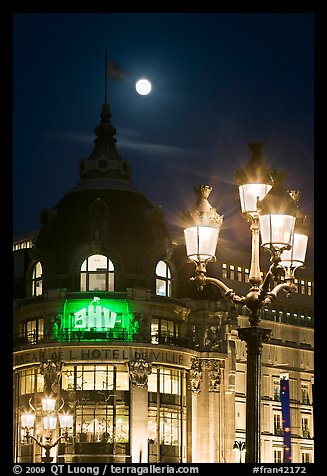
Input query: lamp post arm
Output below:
<box><xmin>26</xmin><ymin>433</ymin><xmax>67</xmax><ymax>450</ymax></box>
<box><xmin>191</xmin><ymin>273</ymin><xmax>245</xmax><ymax>304</ymax></box>
<box><xmin>264</xmin><ymin>281</ymin><xmax>296</xmax><ymax>303</ymax></box>
<box><xmin>259</xmin><ymin>263</ymin><xmax>275</xmax><ymax>296</ymax></box>
<box><xmin>47</xmin><ymin>434</ymin><xmax>67</xmax><ymax>449</ymax></box>
<box><xmin>206</xmin><ymin>277</ymin><xmax>245</xmax><ymax>304</ymax></box>
<box><xmin>26</xmin><ymin>434</ymin><xmax>41</xmax><ymax>446</ymax></box>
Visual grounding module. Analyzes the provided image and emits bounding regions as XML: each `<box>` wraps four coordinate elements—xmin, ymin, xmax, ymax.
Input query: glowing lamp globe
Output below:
<box><xmin>236</xmin><ymin>142</ymin><xmax>272</xmax><ymax>217</ymax></box>
<box><xmin>43</xmin><ymin>415</ymin><xmax>57</xmax><ymax>431</ymax></box>
<box><xmin>183</xmin><ymin>185</ymin><xmax>223</xmax><ymax>268</ymax></box>
<box><xmin>258</xmin><ymin>182</ymin><xmax>297</xmax><ymax>254</ymax></box>
<box><xmin>59</xmin><ymin>413</ymin><xmax>73</xmax><ymax>430</ymax></box>
<box><xmin>280</xmin><ymin>214</ymin><xmax>309</xmax><ymax>273</ymax></box>
<box><xmin>42</xmin><ymin>397</ymin><xmax>56</xmax><ymax>412</ymax></box>
<box><xmin>21</xmin><ymin>411</ymin><xmax>36</xmax><ymax>429</ymax></box>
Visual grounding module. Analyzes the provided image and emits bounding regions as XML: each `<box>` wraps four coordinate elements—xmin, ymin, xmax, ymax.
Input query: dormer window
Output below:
<box><xmin>155</xmin><ymin>260</ymin><xmax>172</xmax><ymax>297</ymax></box>
<box><xmin>80</xmin><ymin>254</ymin><xmax>115</xmax><ymax>292</ymax></box>
<box><xmin>31</xmin><ymin>261</ymin><xmax>42</xmax><ymax>296</ymax></box>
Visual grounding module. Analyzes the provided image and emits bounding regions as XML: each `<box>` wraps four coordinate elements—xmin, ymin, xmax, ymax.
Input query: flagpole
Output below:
<box><xmin>104</xmin><ymin>47</ymin><xmax>108</xmax><ymax>104</ymax></box>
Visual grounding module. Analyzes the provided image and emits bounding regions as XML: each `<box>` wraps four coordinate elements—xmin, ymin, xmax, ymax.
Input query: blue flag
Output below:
<box><xmin>280</xmin><ymin>374</ymin><xmax>292</xmax><ymax>463</ymax></box>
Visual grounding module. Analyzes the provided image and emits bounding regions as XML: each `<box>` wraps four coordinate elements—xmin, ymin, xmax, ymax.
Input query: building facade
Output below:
<box><xmin>13</xmin><ymin>100</ymin><xmax>314</xmax><ymax>464</ymax></box>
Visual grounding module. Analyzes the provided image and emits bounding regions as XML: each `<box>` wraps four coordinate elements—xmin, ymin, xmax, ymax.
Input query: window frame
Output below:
<box><xmin>31</xmin><ymin>261</ymin><xmax>43</xmax><ymax>296</ymax></box>
<box><xmin>80</xmin><ymin>254</ymin><xmax>115</xmax><ymax>292</ymax></box>
<box><xmin>155</xmin><ymin>260</ymin><xmax>172</xmax><ymax>297</ymax></box>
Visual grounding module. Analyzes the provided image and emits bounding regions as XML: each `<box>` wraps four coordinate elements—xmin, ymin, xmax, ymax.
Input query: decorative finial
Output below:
<box><xmin>236</xmin><ymin>142</ymin><xmax>272</xmax><ymax>185</ymax></box>
<box><xmin>182</xmin><ymin>185</ymin><xmax>223</xmax><ymax>228</ymax></box>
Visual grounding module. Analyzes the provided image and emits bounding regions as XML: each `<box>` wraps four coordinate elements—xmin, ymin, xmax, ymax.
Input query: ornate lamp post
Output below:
<box><xmin>183</xmin><ymin>143</ymin><xmax>309</xmax><ymax>463</ymax></box>
<box><xmin>21</xmin><ymin>360</ymin><xmax>73</xmax><ymax>463</ymax></box>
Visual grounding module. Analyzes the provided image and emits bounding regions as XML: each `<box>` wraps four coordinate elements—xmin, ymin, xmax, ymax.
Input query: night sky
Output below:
<box><xmin>13</xmin><ymin>12</ymin><xmax>314</xmax><ymax>264</ymax></box>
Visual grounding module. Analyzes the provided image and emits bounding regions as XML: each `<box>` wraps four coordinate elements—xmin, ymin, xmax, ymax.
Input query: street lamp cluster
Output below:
<box><xmin>183</xmin><ymin>142</ymin><xmax>310</xmax><ymax>463</ymax></box>
<box><xmin>21</xmin><ymin>360</ymin><xmax>73</xmax><ymax>463</ymax></box>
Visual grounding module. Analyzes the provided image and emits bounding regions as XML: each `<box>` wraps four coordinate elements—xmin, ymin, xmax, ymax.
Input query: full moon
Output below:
<box><xmin>135</xmin><ymin>79</ymin><xmax>152</xmax><ymax>95</ymax></box>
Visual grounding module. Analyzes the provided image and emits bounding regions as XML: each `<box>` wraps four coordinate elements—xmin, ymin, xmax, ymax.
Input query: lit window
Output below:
<box><xmin>274</xmin><ymin>414</ymin><xmax>283</xmax><ymax>436</ymax></box>
<box><xmin>273</xmin><ymin>380</ymin><xmax>280</xmax><ymax>401</ymax></box>
<box><xmin>151</xmin><ymin>318</ymin><xmax>159</xmax><ymax>344</ymax></box>
<box><xmin>150</xmin><ymin>317</ymin><xmax>179</xmax><ymax>345</ymax></box>
<box><xmin>26</xmin><ymin>320</ymin><xmax>37</xmax><ymax>344</ymax></box>
<box><xmin>307</xmin><ymin>282</ymin><xmax>312</xmax><ymax>296</ymax></box>
<box><xmin>32</xmin><ymin>261</ymin><xmax>42</xmax><ymax>296</ymax></box>
<box><xmin>230</xmin><ymin>265</ymin><xmax>235</xmax><ymax>280</ymax></box>
<box><xmin>222</xmin><ymin>263</ymin><xmax>227</xmax><ymax>279</ymax></box>
<box><xmin>302</xmin><ymin>453</ymin><xmax>311</xmax><ymax>463</ymax></box>
<box><xmin>25</xmin><ymin>318</ymin><xmax>44</xmax><ymax>345</ymax></box>
<box><xmin>244</xmin><ymin>268</ymin><xmax>249</xmax><ymax>283</ymax></box>
<box><xmin>274</xmin><ymin>450</ymin><xmax>282</xmax><ymax>463</ymax></box>
<box><xmin>148</xmin><ymin>367</ymin><xmax>186</xmax><ymax>454</ymax></box>
<box><xmin>301</xmin><ymin>384</ymin><xmax>310</xmax><ymax>404</ymax></box>
<box><xmin>155</xmin><ymin>261</ymin><xmax>172</xmax><ymax>297</ymax></box>
<box><xmin>160</xmin><ymin>368</ymin><xmax>181</xmax><ymax>395</ymax></box>
<box><xmin>19</xmin><ymin>368</ymin><xmax>35</xmax><ymax>395</ymax></box>
<box><xmin>302</xmin><ymin>416</ymin><xmax>310</xmax><ymax>438</ymax></box>
<box><xmin>300</xmin><ymin>280</ymin><xmax>306</xmax><ymax>295</ymax></box>
<box><xmin>71</xmin><ymin>364</ymin><xmax>129</xmax><ymax>445</ymax></box>
<box><xmin>237</xmin><ymin>266</ymin><xmax>242</xmax><ymax>281</ymax></box>
<box><xmin>294</xmin><ymin>279</ymin><xmax>299</xmax><ymax>293</ymax></box>
<box><xmin>80</xmin><ymin>254</ymin><xmax>115</xmax><ymax>292</ymax></box>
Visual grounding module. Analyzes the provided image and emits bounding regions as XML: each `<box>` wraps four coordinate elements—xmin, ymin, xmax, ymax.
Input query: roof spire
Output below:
<box><xmin>78</xmin><ymin>50</ymin><xmax>132</xmax><ymax>182</ymax></box>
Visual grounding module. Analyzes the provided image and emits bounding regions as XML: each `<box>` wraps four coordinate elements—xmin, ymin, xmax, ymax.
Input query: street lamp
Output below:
<box><xmin>183</xmin><ymin>143</ymin><xmax>309</xmax><ymax>463</ymax></box>
<box><xmin>20</xmin><ymin>361</ymin><xmax>73</xmax><ymax>463</ymax></box>
<box><xmin>233</xmin><ymin>440</ymin><xmax>246</xmax><ymax>463</ymax></box>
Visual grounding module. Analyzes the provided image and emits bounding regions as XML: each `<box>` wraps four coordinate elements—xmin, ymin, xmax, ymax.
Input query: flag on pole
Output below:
<box><xmin>106</xmin><ymin>57</ymin><xmax>127</xmax><ymax>81</ymax></box>
<box><xmin>280</xmin><ymin>373</ymin><xmax>292</xmax><ymax>463</ymax></box>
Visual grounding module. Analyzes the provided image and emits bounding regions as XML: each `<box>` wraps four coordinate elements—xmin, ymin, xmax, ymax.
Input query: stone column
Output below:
<box><xmin>129</xmin><ymin>359</ymin><xmax>152</xmax><ymax>463</ymax></box>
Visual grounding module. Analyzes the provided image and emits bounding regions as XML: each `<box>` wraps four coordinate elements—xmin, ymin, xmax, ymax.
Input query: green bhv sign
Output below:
<box><xmin>53</xmin><ymin>297</ymin><xmax>139</xmax><ymax>341</ymax></box>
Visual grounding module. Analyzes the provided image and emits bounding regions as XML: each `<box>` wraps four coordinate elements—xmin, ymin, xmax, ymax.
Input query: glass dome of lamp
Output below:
<box><xmin>236</xmin><ymin>142</ymin><xmax>273</xmax><ymax>219</ymax></box>
<box><xmin>42</xmin><ymin>396</ymin><xmax>56</xmax><ymax>412</ymax></box>
<box><xmin>21</xmin><ymin>411</ymin><xmax>36</xmax><ymax>430</ymax></box>
<box><xmin>257</xmin><ymin>177</ymin><xmax>298</xmax><ymax>260</ymax></box>
<box><xmin>279</xmin><ymin>191</ymin><xmax>309</xmax><ymax>280</ymax></box>
<box><xmin>183</xmin><ymin>185</ymin><xmax>223</xmax><ymax>274</ymax></box>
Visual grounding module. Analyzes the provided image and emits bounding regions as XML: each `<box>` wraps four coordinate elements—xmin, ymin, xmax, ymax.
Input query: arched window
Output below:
<box><xmin>80</xmin><ymin>254</ymin><xmax>115</xmax><ymax>292</ymax></box>
<box><xmin>32</xmin><ymin>261</ymin><xmax>42</xmax><ymax>296</ymax></box>
<box><xmin>155</xmin><ymin>260</ymin><xmax>172</xmax><ymax>297</ymax></box>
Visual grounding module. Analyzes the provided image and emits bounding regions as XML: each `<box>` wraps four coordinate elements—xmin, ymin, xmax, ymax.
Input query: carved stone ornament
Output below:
<box><xmin>205</xmin><ymin>359</ymin><xmax>221</xmax><ymax>393</ymax></box>
<box><xmin>129</xmin><ymin>359</ymin><xmax>152</xmax><ymax>388</ymax></box>
<box><xmin>40</xmin><ymin>360</ymin><xmax>61</xmax><ymax>393</ymax></box>
<box><xmin>188</xmin><ymin>357</ymin><xmax>203</xmax><ymax>395</ymax></box>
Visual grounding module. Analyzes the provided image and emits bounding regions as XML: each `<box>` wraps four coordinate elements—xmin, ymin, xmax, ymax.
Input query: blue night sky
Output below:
<box><xmin>13</xmin><ymin>12</ymin><xmax>314</xmax><ymax>262</ymax></box>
